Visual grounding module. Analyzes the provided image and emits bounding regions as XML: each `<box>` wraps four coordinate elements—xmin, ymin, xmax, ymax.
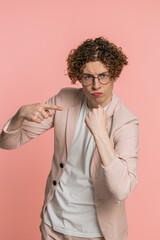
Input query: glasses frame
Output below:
<box><xmin>80</xmin><ymin>73</ymin><xmax>112</xmax><ymax>86</ymax></box>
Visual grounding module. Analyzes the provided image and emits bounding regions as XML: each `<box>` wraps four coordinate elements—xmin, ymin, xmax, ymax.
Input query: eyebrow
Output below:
<box><xmin>83</xmin><ymin>71</ymin><xmax>108</xmax><ymax>75</ymax></box>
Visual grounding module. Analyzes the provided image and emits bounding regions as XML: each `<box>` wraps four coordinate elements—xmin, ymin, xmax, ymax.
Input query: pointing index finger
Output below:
<box><xmin>43</xmin><ymin>104</ymin><xmax>63</xmax><ymax>111</ymax></box>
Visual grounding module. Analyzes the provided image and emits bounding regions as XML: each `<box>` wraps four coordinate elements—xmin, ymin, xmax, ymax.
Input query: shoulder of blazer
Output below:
<box><xmin>111</xmin><ymin>92</ymin><xmax>140</xmax><ymax>132</ymax></box>
<box><xmin>54</xmin><ymin>87</ymin><xmax>84</xmax><ymax>108</ymax></box>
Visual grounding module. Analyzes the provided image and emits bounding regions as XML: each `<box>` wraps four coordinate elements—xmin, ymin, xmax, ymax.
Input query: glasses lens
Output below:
<box><xmin>99</xmin><ymin>74</ymin><xmax>110</xmax><ymax>84</ymax></box>
<box><xmin>81</xmin><ymin>75</ymin><xmax>93</xmax><ymax>85</ymax></box>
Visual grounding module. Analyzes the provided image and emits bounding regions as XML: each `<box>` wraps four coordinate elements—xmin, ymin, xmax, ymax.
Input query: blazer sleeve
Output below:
<box><xmin>0</xmin><ymin>94</ymin><xmax>58</xmax><ymax>150</ymax></box>
<box><xmin>101</xmin><ymin>118</ymin><xmax>140</xmax><ymax>201</ymax></box>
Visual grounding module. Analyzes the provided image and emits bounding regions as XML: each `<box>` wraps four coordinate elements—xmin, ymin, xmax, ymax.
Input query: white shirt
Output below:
<box><xmin>43</xmin><ymin>96</ymin><xmax>109</xmax><ymax>237</ymax></box>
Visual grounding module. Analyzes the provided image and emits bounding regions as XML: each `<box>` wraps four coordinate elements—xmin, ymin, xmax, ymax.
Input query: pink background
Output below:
<box><xmin>0</xmin><ymin>0</ymin><xmax>159</xmax><ymax>239</ymax></box>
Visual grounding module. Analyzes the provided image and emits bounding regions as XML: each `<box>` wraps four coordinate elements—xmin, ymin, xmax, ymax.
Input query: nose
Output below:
<box><xmin>92</xmin><ymin>77</ymin><xmax>101</xmax><ymax>89</ymax></box>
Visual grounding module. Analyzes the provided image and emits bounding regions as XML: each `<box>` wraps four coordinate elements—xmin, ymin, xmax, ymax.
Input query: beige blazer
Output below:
<box><xmin>0</xmin><ymin>87</ymin><xmax>140</xmax><ymax>240</ymax></box>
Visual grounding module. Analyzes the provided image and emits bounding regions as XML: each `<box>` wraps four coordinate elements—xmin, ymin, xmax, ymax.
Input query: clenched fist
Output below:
<box><xmin>85</xmin><ymin>105</ymin><xmax>109</xmax><ymax>136</ymax></box>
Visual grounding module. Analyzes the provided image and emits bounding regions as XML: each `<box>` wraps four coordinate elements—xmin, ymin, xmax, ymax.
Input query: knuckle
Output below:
<box><xmin>34</xmin><ymin>112</ymin><xmax>39</xmax><ymax>117</ymax></box>
<box><xmin>32</xmin><ymin>115</ymin><xmax>37</xmax><ymax>120</ymax></box>
<box><xmin>42</xmin><ymin>111</ymin><xmax>48</xmax><ymax>118</ymax></box>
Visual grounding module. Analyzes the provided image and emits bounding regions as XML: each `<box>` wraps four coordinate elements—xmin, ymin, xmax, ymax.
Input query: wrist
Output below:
<box><xmin>93</xmin><ymin>128</ymin><xmax>108</xmax><ymax>140</ymax></box>
<box><xmin>16</xmin><ymin>106</ymin><xmax>25</xmax><ymax>121</ymax></box>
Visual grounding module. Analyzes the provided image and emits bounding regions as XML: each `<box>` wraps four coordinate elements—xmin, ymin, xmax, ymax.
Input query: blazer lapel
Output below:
<box><xmin>106</xmin><ymin>90</ymin><xmax>119</xmax><ymax>119</ymax></box>
<box><xmin>65</xmin><ymin>89</ymin><xmax>84</xmax><ymax>157</ymax></box>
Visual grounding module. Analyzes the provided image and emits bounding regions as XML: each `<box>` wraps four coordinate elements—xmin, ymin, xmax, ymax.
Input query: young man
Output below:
<box><xmin>0</xmin><ymin>37</ymin><xmax>140</xmax><ymax>240</ymax></box>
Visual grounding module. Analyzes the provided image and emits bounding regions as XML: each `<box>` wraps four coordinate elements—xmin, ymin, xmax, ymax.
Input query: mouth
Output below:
<box><xmin>91</xmin><ymin>92</ymin><xmax>103</xmax><ymax>97</ymax></box>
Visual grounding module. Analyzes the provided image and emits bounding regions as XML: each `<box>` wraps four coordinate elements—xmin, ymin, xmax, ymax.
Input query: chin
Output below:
<box><xmin>92</xmin><ymin>99</ymin><xmax>102</xmax><ymax>107</ymax></box>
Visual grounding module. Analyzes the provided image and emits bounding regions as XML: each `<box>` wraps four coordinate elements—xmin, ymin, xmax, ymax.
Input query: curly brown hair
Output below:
<box><xmin>66</xmin><ymin>37</ymin><xmax>128</xmax><ymax>84</ymax></box>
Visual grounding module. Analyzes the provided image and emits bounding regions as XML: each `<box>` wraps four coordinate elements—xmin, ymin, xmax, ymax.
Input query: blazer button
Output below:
<box><xmin>53</xmin><ymin>180</ymin><xmax>57</xmax><ymax>185</ymax></box>
<box><xmin>60</xmin><ymin>163</ymin><xmax>64</xmax><ymax>168</ymax></box>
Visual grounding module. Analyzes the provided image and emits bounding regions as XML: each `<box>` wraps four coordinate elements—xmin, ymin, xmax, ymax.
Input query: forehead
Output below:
<box><xmin>83</xmin><ymin>61</ymin><xmax>109</xmax><ymax>74</ymax></box>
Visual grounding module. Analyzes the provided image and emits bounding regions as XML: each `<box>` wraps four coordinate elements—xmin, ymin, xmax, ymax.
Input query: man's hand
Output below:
<box><xmin>85</xmin><ymin>105</ymin><xmax>109</xmax><ymax>136</ymax></box>
<box><xmin>18</xmin><ymin>103</ymin><xmax>63</xmax><ymax>124</ymax></box>
<box><xmin>5</xmin><ymin>103</ymin><xmax>63</xmax><ymax>133</ymax></box>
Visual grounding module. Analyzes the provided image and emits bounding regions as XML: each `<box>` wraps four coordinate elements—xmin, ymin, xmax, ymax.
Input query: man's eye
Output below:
<box><xmin>99</xmin><ymin>74</ymin><xmax>108</xmax><ymax>79</ymax></box>
<box><xmin>101</xmin><ymin>74</ymin><xmax>108</xmax><ymax>77</ymax></box>
<box><xmin>84</xmin><ymin>75</ymin><xmax>92</xmax><ymax>79</ymax></box>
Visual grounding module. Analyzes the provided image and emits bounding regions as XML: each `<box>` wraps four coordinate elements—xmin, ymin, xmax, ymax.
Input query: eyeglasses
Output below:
<box><xmin>80</xmin><ymin>73</ymin><xmax>111</xmax><ymax>86</ymax></box>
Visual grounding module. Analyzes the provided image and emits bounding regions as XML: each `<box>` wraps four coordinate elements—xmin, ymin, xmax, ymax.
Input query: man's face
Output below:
<box><xmin>80</xmin><ymin>61</ymin><xmax>116</xmax><ymax>109</ymax></box>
